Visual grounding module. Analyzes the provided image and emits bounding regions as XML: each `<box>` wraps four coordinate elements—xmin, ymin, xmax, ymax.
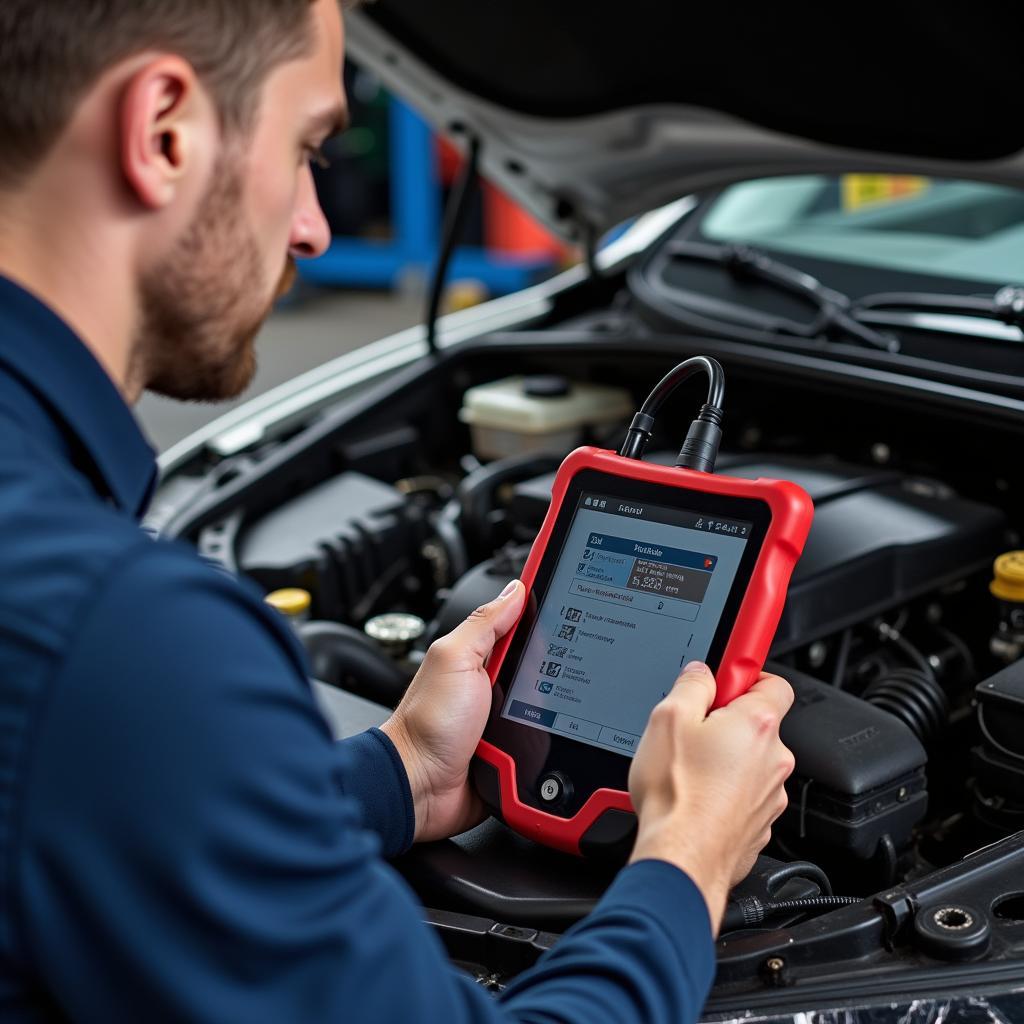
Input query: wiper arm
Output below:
<box><xmin>852</xmin><ymin>286</ymin><xmax>1024</xmax><ymax>331</ymax></box>
<box><xmin>665</xmin><ymin>241</ymin><xmax>900</xmax><ymax>352</ymax></box>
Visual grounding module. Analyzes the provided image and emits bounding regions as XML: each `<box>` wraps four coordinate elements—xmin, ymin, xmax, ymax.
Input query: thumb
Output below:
<box><xmin>671</xmin><ymin>660</ymin><xmax>717</xmax><ymax>720</ymax></box>
<box><xmin>451</xmin><ymin>580</ymin><xmax>526</xmax><ymax>663</ymax></box>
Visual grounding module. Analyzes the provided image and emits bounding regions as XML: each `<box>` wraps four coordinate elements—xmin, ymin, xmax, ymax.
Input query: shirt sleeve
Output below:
<box><xmin>13</xmin><ymin>542</ymin><xmax>715</xmax><ymax>1024</ymax></box>
<box><xmin>338</xmin><ymin>727</ymin><xmax>415</xmax><ymax>857</ymax></box>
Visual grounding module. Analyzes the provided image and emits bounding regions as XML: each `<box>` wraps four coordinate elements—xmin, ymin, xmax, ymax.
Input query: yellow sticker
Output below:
<box><xmin>842</xmin><ymin>174</ymin><xmax>931</xmax><ymax>212</ymax></box>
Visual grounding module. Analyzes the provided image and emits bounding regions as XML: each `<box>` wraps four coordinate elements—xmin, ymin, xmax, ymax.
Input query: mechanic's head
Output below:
<box><xmin>0</xmin><ymin>0</ymin><xmax>355</xmax><ymax>402</ymax></box>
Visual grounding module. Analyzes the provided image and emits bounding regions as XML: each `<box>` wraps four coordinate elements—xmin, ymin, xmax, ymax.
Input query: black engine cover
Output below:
<box><xmin>235</xmin><ymin>472</ymin><xmax>417</xmax><ymax>622</ymax></box>
<box><xmin>775</xmin><ymin>666</ymin><xmax>928</xmax><ymax>860</ymax></box>
<box><xmin>510</xmin><ymin>454</ymin><xmax>1005</xmax><ymax>652</ymax></box>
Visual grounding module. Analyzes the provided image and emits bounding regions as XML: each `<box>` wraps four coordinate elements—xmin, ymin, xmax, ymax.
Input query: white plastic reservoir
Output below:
<box><xmin>459</xmin><ymin>375</ymin><xmax>634</xmax><ymax>461</ymax></box>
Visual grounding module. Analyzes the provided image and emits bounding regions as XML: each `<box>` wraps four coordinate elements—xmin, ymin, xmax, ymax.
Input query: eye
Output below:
<box><xmin>304</xmin><ymin>145</ymin><xmax>331</xmax><ymax>170</ymax></box>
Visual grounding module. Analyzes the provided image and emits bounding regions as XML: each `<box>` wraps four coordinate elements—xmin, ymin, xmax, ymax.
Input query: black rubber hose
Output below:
<box><xmin>298</xmin><ymin>621</ymin><xmax>410</xmax><ymax>708</ymax></box>
<box><xmin>426</xmin><ymin>136</ymin><xmax>481</xmax><ymax>355</ymax></box>
<box><xmin>455</xmin><ymin>452</ymin><xmax>562</xmax><ymax>555</ymax></box>
<box><xmin>862</xmin><ymin>668</ymin><xmax>948</xmax><ymax>745</ymax></box>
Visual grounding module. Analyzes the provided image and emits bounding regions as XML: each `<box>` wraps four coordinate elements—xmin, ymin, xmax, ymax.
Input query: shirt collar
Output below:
<box><xmin>0</xmin><ymin>274</ymin><xmax>157</xmax><ymax>517</ymax></box>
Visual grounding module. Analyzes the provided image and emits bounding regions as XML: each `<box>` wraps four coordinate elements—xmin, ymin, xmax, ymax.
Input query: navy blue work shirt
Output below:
<box><xmin>0</xmin><ymin>274</ymin><xmax>715</xmax><ymax>1022</ymax></box>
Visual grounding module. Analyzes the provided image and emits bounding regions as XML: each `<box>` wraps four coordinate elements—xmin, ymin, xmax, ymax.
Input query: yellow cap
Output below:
<box><xmin>265</xmin><ymin>588</ymin><xmax>312</xmax><ymax>617</ymax></box>
<box><xmin>991</xmin><ymin>552</ymin><xmax>1024</xmax><ymax>603</ymax></box>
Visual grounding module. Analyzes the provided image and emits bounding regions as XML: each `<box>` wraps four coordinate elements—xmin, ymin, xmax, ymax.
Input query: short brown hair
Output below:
<box><xmin>0</xmin><ymin>1</ymin><xmax>327</xmax><ymax>187</ymax></box>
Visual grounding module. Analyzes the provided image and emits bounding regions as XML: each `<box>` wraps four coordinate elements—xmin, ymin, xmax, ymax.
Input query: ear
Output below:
<box><xmin>119</xmin><ymin>56</ymin><xmax>208</xmax><ymax>210</ymax></box>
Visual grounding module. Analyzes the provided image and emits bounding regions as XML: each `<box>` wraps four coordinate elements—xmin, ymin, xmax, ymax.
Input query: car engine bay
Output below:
<box><xmin>154</xmin><ymin>286</ymin><xmax>1024</xmax><ymax>1005</ymax></box>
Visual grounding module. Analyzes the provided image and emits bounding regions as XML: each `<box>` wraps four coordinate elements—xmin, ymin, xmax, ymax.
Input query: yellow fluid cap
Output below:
<box><xmin>991</xmin><ymin>552</ymin><xmax>1024</xmax><ymax>603</ymax></box>
<box><xmin>265</xmin><ymin>588</ymin><xmax>312</xmax><ymax>617</ymax></box>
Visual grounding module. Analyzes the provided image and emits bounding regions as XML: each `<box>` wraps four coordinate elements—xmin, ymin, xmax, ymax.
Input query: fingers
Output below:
<box><xmin>432</xmin><ymin>580</ymin><xmax>526</xmax><ymax>666</ymax></box>
<box><xmin>720</xmin><ymin>673</ymin><xmax>794</xmax><ymax>732</ymax></box>
<box><xmin>668</xmin><ymin>661</ymin><xmax>717</xmax><ymax>721</ymax></box>
<box><xmin>666</xmin><ymin>668</ymin><xmax>793</xmax><ymax>726</ymax></box>
<box><xmin>746</xmin><ymin>672</ymin><xmax>796</xmax><ymax>715</ymax></box>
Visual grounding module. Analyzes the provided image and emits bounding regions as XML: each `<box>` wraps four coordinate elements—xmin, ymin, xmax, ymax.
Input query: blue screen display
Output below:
<box><xmin>500</xmin><ymin>492</ymin><xmax>752</xmax><ymax>757</ymax></box>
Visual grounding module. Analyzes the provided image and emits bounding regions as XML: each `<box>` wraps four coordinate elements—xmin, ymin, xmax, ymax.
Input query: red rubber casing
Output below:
<box><xmin>474</xmin><ymin>447</ymin><xmax>814</xmax><ymax>855</ymax></box>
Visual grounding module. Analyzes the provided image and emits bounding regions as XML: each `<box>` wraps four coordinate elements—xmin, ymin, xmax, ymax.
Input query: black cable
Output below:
<box><xmin>722</xmin><ymin>895</ymin><xmax>859</xmax><ymax>932</ymax></box>
<box><xmin>881</xmin><ymin>628</ymin><xmax>934</xmax><ymax>678</ymax></box>
<box><xmin>426</xmin><ymin>136</ymin><xmax>481</xmax><ymax>356</ymax></box>
<box><xmin>618</xmin><ymin>356</ymin><xmax>726</xmax><ymax>472</ymax></box>
<box><xmin>766</xmin><ymin>898</ymin><xmax>859</xmax><ymax>912</ymax></box>
<box><xmin>765</xmin><ymin>860</ymin><xmax>834</xmax><ymax>899</ymax></box>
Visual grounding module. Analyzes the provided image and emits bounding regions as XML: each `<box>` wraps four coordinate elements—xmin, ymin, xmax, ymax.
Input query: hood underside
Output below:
<box><xmin>348</xmin><ymin>1</ymin><xmax>1024</xmax><ymax>240</ymax></box>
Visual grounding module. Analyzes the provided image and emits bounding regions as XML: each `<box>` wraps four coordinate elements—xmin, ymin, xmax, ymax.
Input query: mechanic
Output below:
<box><xmin>0</xmin><ymin>1</ymin><xmax>795</xmax><ymax>1021</ymax></box>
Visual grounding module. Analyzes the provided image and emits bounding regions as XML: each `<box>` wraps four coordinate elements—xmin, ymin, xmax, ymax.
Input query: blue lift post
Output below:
<box><xmin>298</xmin><ymin>100</ymin><xmax>557</xmax><ymax>296</ymax></box>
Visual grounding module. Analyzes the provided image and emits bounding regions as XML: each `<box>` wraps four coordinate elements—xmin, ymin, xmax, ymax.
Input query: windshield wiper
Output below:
<box><xmin>852</xmin><ymin>286</ymin><xmax>1024</xmax><ymax>332</ymax></box>
<box><xmin>664</xmin><ymin>241</ymin><xmax>900</xmax><ymax>352</ymax></box>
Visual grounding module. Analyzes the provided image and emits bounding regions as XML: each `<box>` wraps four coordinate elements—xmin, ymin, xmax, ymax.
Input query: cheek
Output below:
<box><xmin>245</xmin><ymin>157</ymin><xmax>302</xmax><ymax>274</ymax></box>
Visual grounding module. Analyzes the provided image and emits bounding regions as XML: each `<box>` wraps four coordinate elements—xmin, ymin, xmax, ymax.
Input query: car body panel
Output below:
<box><xmin>347</xmin><ymin>3</ymin><xmax>1024</xmax><ymax>241</ymax></box>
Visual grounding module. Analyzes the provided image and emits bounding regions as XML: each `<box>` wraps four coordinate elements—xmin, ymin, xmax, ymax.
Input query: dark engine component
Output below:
<box><xmin>861</xmin><ymin>665</ymin><xmax>949</xmax><ymax>747</ymax></box>
<box><xmin>426</xmin><ymin>545</ymin><xmax>532</xmax><ymax>645</ymax></box>
<box><xmin>396</xmin><ymin>807</ymin><xmax>821</xmax><ymax>933</ymax></box>
<box><xmin>973</xmin><ymin>660</ymin><xmax>1024</xmax><ymax>833</ymax></box>
<box><xmin>776</xmin><ymin>667</ymin><xmax>927</xmax><ymax>868</ymax></box>
<box><xmin>509</xmin><ymin>455</ymin><xmax>1005</xmax><ymax>651</ymax></box>
<box><xmin>298</xmin><ymin>620</ymin><xmax>409</xmax><ymax>707</ymax></box>
<box><xmin>233</xmin><ymin>472</ymin><xmax>421</xmax><ymax>622</ymax></box>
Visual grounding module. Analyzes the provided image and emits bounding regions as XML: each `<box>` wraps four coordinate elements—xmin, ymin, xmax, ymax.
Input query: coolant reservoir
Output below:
<box><xmin>459</xmin><ymin>375</ymin><xmax>633</xmax><ymax>461</ymax></box>
<box><xmin>990</xmin><ymin>552</ymin><xmax>1024</xmax><ymax>663</ymax></box>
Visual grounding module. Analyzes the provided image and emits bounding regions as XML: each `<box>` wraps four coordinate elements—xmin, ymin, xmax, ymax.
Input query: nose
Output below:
<box><xmin>289</xmin><ymin>165</ymin><xmax>331</xmax><ymax>259</ymax></box>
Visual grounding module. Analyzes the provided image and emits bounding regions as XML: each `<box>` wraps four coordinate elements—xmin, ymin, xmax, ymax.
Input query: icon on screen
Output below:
<box><xmin>547</xmin><ymin>644</ymin><xmax>568</xmax><ymax>659</ymax></box>
<box><xmin>564</xmin><ymin>607</ymin><xmax>583</xmax><ymax>623</ymax></box>
<box><xmin>583</xmin><ymin>548</ymin><xmax>594</xmax><ymax>561</ymax></box>
<box><xmin>536</xmin><ymin>680</ymin><xmax>554</xmax><ymax>694</ymax></box>
<box><xmin>584</xmin><ymin>497</ymin><xmax>593</xmax><ymax>506</ymax></box>
<box><xmin>598</xmin><ymin>500</ymin><xmax>607</xmax><ymax>509</ymax></box>
<box><xmin>695</xmin><ymin>518</ymin><xmax>704</xmax><ymax>529</ymax></box>
<box><xmin>704</xmin><ymin>557</ymin><xmax>714</xmax><ymax>569</ymax></box>
<box><xmin>557</xmin><ymin>624</ymin><xmax>576</xmax><ymax>641</ymax></box>
<box><xmin>539</xmin><ymin>661</ymin><xmax>562</xmax><ymax>679</ymax></box>
<box><xmin>657</xmin><ymin>601</ymin><xmax>665</xmax><ymax>610</ymax></box>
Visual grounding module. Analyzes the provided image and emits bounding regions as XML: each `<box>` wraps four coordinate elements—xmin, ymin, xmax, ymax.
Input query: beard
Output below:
<box><xmin>136</xmin><ymin>158</ymin><xmax>297</xmax><ymax>403</ymax></box>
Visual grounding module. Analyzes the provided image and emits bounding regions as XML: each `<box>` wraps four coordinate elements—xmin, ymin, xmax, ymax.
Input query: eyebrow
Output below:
<box><xmin>308</xmin><ymin>103</ymin><xmax>351</xmax><ymax>138</ymax></box>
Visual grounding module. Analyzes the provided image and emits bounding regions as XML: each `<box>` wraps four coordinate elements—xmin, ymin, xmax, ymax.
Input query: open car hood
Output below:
<box><xmin>347</xmin><ymin>0</ymin><xmax>1024</xmax><ymax>241</ymax></box>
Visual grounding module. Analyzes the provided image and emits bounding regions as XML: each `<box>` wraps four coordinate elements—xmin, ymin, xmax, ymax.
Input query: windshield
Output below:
<box><xmin>701</xmin><ymin>175</ymin><xmax>1024</xmax><ymax>287</ymax></box>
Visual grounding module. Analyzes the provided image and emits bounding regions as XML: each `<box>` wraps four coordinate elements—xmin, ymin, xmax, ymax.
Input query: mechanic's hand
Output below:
<box><xmin>628</xmin><ymin>663</ymin><xmax>795</xmax><ymax>933</ymax></box>
<box><xmin>381</xmin><ymin>580</ymin><xmax>525</xmax><ymax>843</ymax></box>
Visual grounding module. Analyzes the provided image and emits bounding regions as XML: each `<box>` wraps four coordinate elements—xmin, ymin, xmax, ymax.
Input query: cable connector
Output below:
<box><xmin>617</xmin><ymin>356</ymin><xmax>726</xmax><ymax>471</ymax></box>
<box><xmin>676</xmin><ymin>403</ymin><xmax>724</xmax><ymax>473</ymax></box>
<box><xmin>619</xmin><ymin>412</ymin><xmax>656</xmax><ymax>461</ymax></box>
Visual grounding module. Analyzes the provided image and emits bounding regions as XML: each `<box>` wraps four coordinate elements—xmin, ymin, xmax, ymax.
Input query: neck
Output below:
<box><xmin>0</xmin><ymin>178</ymin><xmax>140</xmax><ymax>404</ymax></box>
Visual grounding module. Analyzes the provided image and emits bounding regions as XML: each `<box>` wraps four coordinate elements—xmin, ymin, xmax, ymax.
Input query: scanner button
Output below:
<box><xmin>539</xmin><ymin>777</ymin><xmax>561</xmax><ymax>802</ymax></box>
<box><xmin>539</xmin><ymin>773</ymin><xmax>570</xmax><ymax>805</ymax></box>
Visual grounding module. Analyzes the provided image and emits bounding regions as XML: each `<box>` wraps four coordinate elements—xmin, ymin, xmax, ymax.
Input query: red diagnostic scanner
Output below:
<box><xmin>473</xmin><ymin>446</ymin><xmax>813</xmax><ymax>857</ymax></box>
